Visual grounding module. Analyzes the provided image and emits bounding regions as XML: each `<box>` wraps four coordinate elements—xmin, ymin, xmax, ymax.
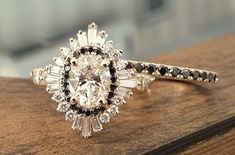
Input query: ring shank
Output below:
<box><xmin>127</xmin><ymin>60</ymin><xmax>218</xmax><ymax>83</ymax></box>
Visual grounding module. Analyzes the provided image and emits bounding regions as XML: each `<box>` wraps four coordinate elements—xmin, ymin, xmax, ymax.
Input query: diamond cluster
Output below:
<box><xmin>42</xmin><ymin>23</ymin><xmax>139</xmax><ymax>138</ymax></box>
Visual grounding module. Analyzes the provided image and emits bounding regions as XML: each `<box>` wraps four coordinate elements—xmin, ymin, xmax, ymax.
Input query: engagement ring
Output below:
<box><xmin>31</xmin><ymin>22</ymin><xmax>218</xmax><ymax>138</ymax></box>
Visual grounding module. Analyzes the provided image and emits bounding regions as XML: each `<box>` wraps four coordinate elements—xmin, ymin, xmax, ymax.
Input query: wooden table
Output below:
<box><xmin>0</xmin><ymin>35</ymin><xmax>235</xmax><ymax>155</ymax></box>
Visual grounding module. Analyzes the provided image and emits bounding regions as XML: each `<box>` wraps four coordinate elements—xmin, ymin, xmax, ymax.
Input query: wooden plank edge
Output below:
<box><xmin>144</xmin><ymin>116</ymin><xmax>235</xmax><ymax>155</ymax></box>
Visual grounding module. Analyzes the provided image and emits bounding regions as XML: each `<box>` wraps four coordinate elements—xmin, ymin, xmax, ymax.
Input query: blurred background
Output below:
<box><xmin>0</xmin><ymin>0</ymin><xmax>235</xmax><ymax>78</ymax></box>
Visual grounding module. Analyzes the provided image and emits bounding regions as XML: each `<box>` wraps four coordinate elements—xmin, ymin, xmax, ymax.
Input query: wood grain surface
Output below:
<box><xmin>0</xmin><ymin>34</ymin><xmax>235</xmax><ymax>155</ymax></box>
<box><xmin>180</xmin><ymin>126</ymin><xmax>235</xmax><ymax>155</ymax></box>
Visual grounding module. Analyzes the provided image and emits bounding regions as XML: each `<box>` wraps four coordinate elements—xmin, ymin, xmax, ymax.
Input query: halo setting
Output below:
<box><xmin>31</xmin><ymin>22</ymin><xmax>218</xmax><ymax>138</ymax></box>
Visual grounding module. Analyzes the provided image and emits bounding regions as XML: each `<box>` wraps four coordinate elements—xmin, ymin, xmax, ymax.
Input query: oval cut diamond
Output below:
<box><xmin>68</xmin><ymin>54</ymin><xmax>111</xmax><ymax>109</ymax></box>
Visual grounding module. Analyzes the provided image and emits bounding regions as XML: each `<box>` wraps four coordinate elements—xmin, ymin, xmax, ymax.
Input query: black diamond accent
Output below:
<box><xmin>93</xmin><ymin>109</ymin><xmax>100</xmax><ymax>115</ymax></box>
<box><xmin>73</xmin><ymin>51</ymin><xmax>80</xmax><ymax>58</ymax></box>
<box><xmin>159</xmin><ymin>66</ymin><xmax>168</xmax><ymax>76</ymax></box>
<box><xmin>109</xmin><ymin>67</ymin><xmax>116</xmax><ymax>75</ymax></box>
<box><xmin>64</xmin><ymin>74</ymin><xmax>69</xmax><ymax>79</ymax></box>
<box><xmin>107</xmin><ymin>99</ymin><xmax>113</xmax><ymax>105</ymax></box>
<box><xmin>208</xmin><ymin>73</ymin><xmax>214</xmax><ymax>82</ymax></box>
<box><xmin>66</xmin><ymin>97</ymin><xmax>71</xmax><ymax>102</ymax></box>
<box><xmin>135</xmin><ymin>63</ymin><xmax>144</xmax><ymax>73</ymax></box>
<box><xmin>111</xmin><ymin>76</ymin><xmax>117</xmax><ymax>83</ymax></box>
<box><xmin>80</xmin><ymin>48</ymin><xmax>86</xmax><ymax>54</ymax></box>
<box><xmin>147</xmin><ymin>64</ymin><xmax>157</xmax><ymax>74</ymax></box>
<box><xmin>88</xmin><ymin>47</ymin><xmax>94</xmax><ymax>53</ymax></box>
<box><xmin>85</xmin><ymin>111</ymin><xmax>91</xmax><ymax>116</ymax></box>
<box><xmin>108</xmin><ymin>61</ymin><xmax>114</xmax><ymax>68</ymax></box>
<box><xmin>63</xmin><ymin>81</ymin><xmax>69</xmax><ymax>87</ymax></box>
<box><xmin>182</xmin><ymin>69</ymin><xmax>190</xmax><ymax>79</ymax></box>
<box><xmin>192</xmin><ymin>70</ymin><xmax>200</xmax><ymax>80</ymax></box>
<box><xmin>100</xmin><ymin>106</ymin><xmax>106</xmax><ymax>112</ymax></box>
<box><xmin>64</xmin><ymin>89</ymin><xmax>70</xmax><ymax>95</ymax></box>
<box><xmin>200</xmin><ymin>72</ymin><xmax>207</xmax><ymax>81</ymax></box>
<box><xmin>125</xmin><ymin>62</ymin><xmax>134</xmax><ymax>69</ymax></box>
<box><xmin>110</xmin><ymin>83</ymin><xmax>117</xmax><ymax>91</ymax></box>
<box><xmin>108</xmin><ymin>91</ymin><xmax>114</xmax><ymax>99</ymax></box>
<box><xmin>171</xmin><ymin>67</ymin><xmax>180</xmax><ymax>77</ymax></box>
<box><xmin>96</xmin><ymin>48</ymin><xmax>102</xmax><ymax>55</ymax></box>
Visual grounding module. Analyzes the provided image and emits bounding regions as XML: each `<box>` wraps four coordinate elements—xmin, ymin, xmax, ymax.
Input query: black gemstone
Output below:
<box><xmin>125</xmin><ymin>62</ymin><xmax>134</xmax><ymax>69</ymax></box>
<box><xmin>85</xmin><ymin>111</ymin><xmax>91</xmax><ymax>116</ymax></box>
<box><xmin>135</xmin><ymin>63</ymin><xmax>144</xmax><ymax>73</ymax></box>
<box><xmin>109</xmin><ymin>67</ymin><xmax>116</xmax><ymax>75</ymax></box>
<box><xmin>182</xmin><ymin>69</ymin><xmax>190</xmax><ymax>79</ymax></box>
<box><xmin>88</xmin><ymin>47</ymin><xmax>94</xmax><ymax>52</ymax></box>
<box><xmin>63</xmin><ymin>82</ymin><xmax>69</xmax><ymax>88</ymax></box>
<box><xmin>80</xmin><ymin>48</ymin><xmax>86</xmax><ymax>54</ymax></box>
<box><xmin>208</xmin><ymin>73</ymin><xmax>214</xmax><ymax>82</ymax></box>
<box><xmin>100</xmin><ymin>106</ymin><xmax>106</xmax><ymax>112</ymax></box>
<box><xmin>200</xmin><ymin>72</ymin><xmax>207</xmax><ymax>81</ymax></box>
<box><xmin>96</xmin><ymin>48</ymin><xmax>102</xmax><ymax>55</ymax></box>
<box><xmin>70</xmin><ymin>104</ymin><xmax>77</xmax><ymax>110</ymax></box>
<box><xmin>108</xmin><ymin>61</ymin><xmax>114</xmax><ymax>68</ymax></box>
<box><xmin>73</xmin><ymin>51</ymin><xmax>80</xmax><ymax>58</ymax></box>
<box><xmin>171</xmin><ymin>67</ymin><xmax>180</xmax><ymax>77</ymax></box>
<box><xmin>66</xmin><ymin>97</ymin><xmax>71</xmax><ymax>102</ymax></box>
<box><xmin>159</xmin><ymin>66</ymin><xmax>168</xmax><ymax>76</ymax></box>
<box><xmin>192</xmin><ymin>70</ymin><xmax>200</xmax><ymax>80</ymax></box>
<box><xmin>64</xmin><ymin>89</ymin><xmax>70</xmax><ymax>95</ymax></box>
<box><xmin>64</xmin><ymin>74</ymin><xmax>69</xmax><ymax>79</ymax></box>
<box><xmin>108</xmin><ymin>91</ymin><xmax>114</xmax><ymax>99</ymax></box>
<box><xmin>147</xmin><ymin>64</ymin><xmax>157</xmax><ymax>74</ymax></box>
<box><xmin>93</xmin><ymin>109</ymin><xmax>100</xmax><ymax>115</ymax></box>
<box><xmin>110</xmin><ymin>83</ymin><xmax>117</xmax><ymax>91</ymax></box>
<box><xmin>107</xmin><ymin>99</ymin><xmax>113</xmax><ymax>105</ymax></box>
<box><xmin>111</xmin><ymin>76</ymin><xmax>117</xmax><ymax>83</ymax></box>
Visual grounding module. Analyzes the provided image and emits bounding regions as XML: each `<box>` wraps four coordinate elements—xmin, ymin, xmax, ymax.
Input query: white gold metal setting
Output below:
<box><xmin>30</xmin><ymin>22</ymin><xmax>218</xmax><ymax>138</ymax></box>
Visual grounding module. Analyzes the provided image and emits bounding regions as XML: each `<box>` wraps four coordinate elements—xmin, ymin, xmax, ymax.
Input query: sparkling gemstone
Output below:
<box><xmin>81</xmin><ymin>117</ymin><xmax>92</xmax><ymax>138</ymax></box>
<box><xmin>117</xmin><ymin>87</ymin><xmax>131</xmax><ymax>97</ymax></box>
<box><xmin>159</xmin><ymin>66</ymin><xmax>167</xmax><ymax>76</ymax></box>
<box><xmin>64</xmin><ymin>65</ymin><xmax>71</xmax><ymax>72</ymax></box>
<box><xmin>57</xmin><ymin>102</ymin><xmax>70</xmax><ymax>112</ymax></box>
<box><xmin>182</xmin><ymin>69</ymin><xmax>190</xmax><ymax>79</ymax></box>
<box><xmin>47</xmin><ymin>84</ymin><xmax>61</xmax><ymax>93</ymax></box>
<box><xmin>90</xmin><ymin>116</ymin><xmax>103</xmax><ymax>132</ymax></box>
<box><xmin>201</xmin><ymin>72</ymin><xmax>207</xmax><ymax>81</ymax></box>
<box><xmin>66</xmin><ymin>110</ymin><xmax>75</xmax><ymax>121</ymax></box>
<box><xmin>107</xmin><ymin>105</ymin><xmax>119</xmax><ymax>115</ymax></box>
<box><xmin>72</xmin><ymin>114</ymin><xmax>83</xmax><ymax>130</ymax></box>
<box><xmin>119</xmin><ymin>79</ymin><xmax>138</xmax><ymax>88</ymax></box>
<box><xmin>88</xmin><ymin>22</ymin><xmax>98</xmax><ymax>44</ymax></box>
<box><xmin>68</xmin><ymin>54</ymin><xmax>111</xmax><ymax>110</ymax></box>
<box><xmin>99</xmin><ymin>112</ymin><xmax>110</xmax><ymax>123</ymax></box>
<box><xmin>114</xmin><ymin>96</ymin><xmax>125</xmax><ymax>106</ymax></box>
<box><xmin>192</xmin><ymin>70</ymin><xmax>200</xmax><ymax>80</ymax></box>
<box><xmin>147</xmin><ymin>64</ymin><xmax>157</xmax><ymax>74</ymax></box>
<box><xmin>125</xmin><ymin>62</ymin><xmax>134</xmax><ymax>69</ymax></box>
<box><xmin>171</xmin><ymin>67</ymin><xmax>180</xmax><ymax>77</ymax></box>
<box><xmin>31</xmin><ymin>69</ymin><xmax>46</xmax><ymax>85</ymax></box>
<box><xmin>45</xmin><ymin>74</ymin><xmax>60</xmax><ymax>84</ymax></box>
<box><xmin>135</xmin><ymin>63</ymin><xmax>144</xmax><ymax>73</ymax></box>
<box><xmin>52</xmin><ymin>92</ymin><xmax>65</xmax><ymax>103</ymax></box>
<box><xmin>208</xmin><ymin>73</ymin><xmax>214</xmax><ymax>81</ymax></box>
<box><xmin>118</xmin><ymin>70</ymin><xmax>130</xmax><ymax>79</ymax></box>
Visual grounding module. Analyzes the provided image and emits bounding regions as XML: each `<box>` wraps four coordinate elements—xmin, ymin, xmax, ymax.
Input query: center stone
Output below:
<box><xmin>68</xmin><ymin>54</ymin><xmax>111</xmax><ymax>109</ymax></box>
